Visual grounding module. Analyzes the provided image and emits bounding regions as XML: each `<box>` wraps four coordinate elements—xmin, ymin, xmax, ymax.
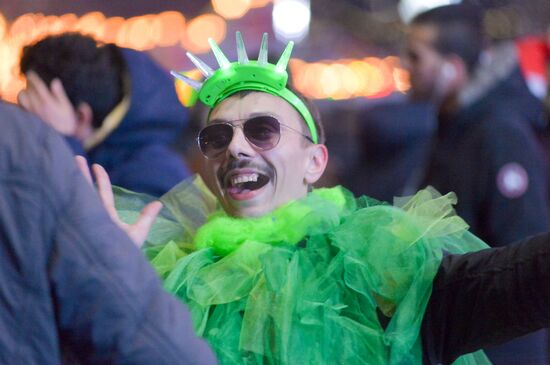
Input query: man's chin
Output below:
<box><xmin>222</xmin><ymin>185</ymin><xmax>274</xmax><ymax>218</ymax></box>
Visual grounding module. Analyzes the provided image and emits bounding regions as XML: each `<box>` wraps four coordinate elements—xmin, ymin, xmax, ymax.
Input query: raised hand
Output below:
<box><xmin>75</xmin><ymin>156</ymin><xmax>162</xmax><ymax>248</ymax></box>
<box><xmin>18</xmin><ymin>71</ymin><xmax>77</xmax><ymax>136</ymax></box>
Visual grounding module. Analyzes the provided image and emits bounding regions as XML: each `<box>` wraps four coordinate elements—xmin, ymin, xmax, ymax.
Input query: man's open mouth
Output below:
<box><xmin>225</xmin><ymin>172</ymin><xmax>270</xmax><ymax>194</ymax></box>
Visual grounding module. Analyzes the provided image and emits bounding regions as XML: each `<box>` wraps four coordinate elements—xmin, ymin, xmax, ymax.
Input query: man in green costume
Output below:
<box><xmin>78</xmin><ymin>32</ymin><xmax>550</xmax><ymax>365</ymax></box>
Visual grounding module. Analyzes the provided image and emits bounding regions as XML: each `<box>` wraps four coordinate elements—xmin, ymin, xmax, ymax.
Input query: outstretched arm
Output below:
<box><xmin>422</xmin><ymin>232</ymin><xmax>550</xmax><ymax>363</ymax></box>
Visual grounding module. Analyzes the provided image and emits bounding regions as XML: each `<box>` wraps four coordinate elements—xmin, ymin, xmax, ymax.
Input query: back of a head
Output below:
<box><xmin>20</xmin><ymin>32</ymin><xmax>125</xmax><ymax>128</ymax></box>
<box><xmin>411</xmin><ymin>3</ymin><xmax>484</xmax><ymax>73</ymax></box>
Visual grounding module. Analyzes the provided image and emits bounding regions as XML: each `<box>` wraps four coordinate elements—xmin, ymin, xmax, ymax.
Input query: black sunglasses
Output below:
<box><xmin>197</xmin><ymin>115</ymin><xmax>314</xmax><ymax>159</ymax></box>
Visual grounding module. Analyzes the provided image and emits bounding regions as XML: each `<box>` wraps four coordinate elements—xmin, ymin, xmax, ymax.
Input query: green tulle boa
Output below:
<box><xmin>115</xmin><ymin>177</ymin><xmax>491</xmax><ymax>365</ymax></box>
<box><xmin>193</xmin><ymin>186</ymin><xmax>355</xmax><ymax>256</ymax></box>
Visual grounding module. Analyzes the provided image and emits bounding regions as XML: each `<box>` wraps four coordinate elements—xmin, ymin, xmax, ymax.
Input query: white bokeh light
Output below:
<box><xmin>272</xmin><ymin>0</ymin><xmax>310</xmax><ymax>42</ymax></box>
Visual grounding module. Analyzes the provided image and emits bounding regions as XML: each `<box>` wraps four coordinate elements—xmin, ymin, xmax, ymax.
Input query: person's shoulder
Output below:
<box><xmin>475</xmin><ymin>101</ymin><xmax>537</xmax><ymax>141</ymax></box>
<box><xmin>0</xmin><ymin>101</ymin><xmax>55</xmax><ymax>163</ymax></box>
<box><xmin>108</xmin><ymin>144</ymin><xmax>189</xmax><ymax>196</ymax></box>
<box><xmin>0</xmin><ymin>101</ymin><xmax>42</xmax><ymax>137</ymax></box>
<box><xmin>479</xmin><ymin>98</ymin><xmax>529</xmax><ymax>125</ymax></box>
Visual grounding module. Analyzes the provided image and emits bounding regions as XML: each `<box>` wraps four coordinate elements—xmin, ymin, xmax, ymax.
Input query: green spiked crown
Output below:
<box><xmin>171</xmin><ymin>32</ymin><xmax>318</xmax><ymax>144</ymax></box>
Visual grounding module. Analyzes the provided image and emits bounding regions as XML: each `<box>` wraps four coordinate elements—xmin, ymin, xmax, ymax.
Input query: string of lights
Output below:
<box><xmin>0</xmin><ymin>0</ymin><xmax>410</xmax><ymax>103</ymax></box>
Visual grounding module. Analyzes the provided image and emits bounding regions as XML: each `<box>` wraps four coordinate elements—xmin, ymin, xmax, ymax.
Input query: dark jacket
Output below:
<box><xmin>420</xmin><ymin>43</ymin><xmax>550</xmax><ymax>364</ymax></box>
<box><xmin>421</xmin><ymin>43</ymin><xmax>550</xmax><ymax>247</ymax></box>
<box><xmin>86</xmin><ymin>48</ymin><xmax>191</xmax><ymax>197</ymax></box>
<box><xmin>0</xmin><ymin>102</ymin><xmax>216</xmax><ymax>364</ymax></box>
<box><xmin>422</xmin><ymin>98</ymin><xmax>550</xmax><ymax>246</ymax></box>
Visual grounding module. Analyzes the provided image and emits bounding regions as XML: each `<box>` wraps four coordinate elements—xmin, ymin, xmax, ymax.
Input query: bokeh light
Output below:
<box><xmin>273</xmin><ymin>0</ymin><xmax>310</xmax><ymax>42</ymax></box>
<box><xmin>291</xmin><ymin>57</ymin><xmax>410</xmax><ymax>100</ymax></box>
<box><xmin>103</xmin><ymin>16</ymin><xmax>125</xmax><ymax>44</ymax></box>
<box><xmin>75</xmin><ymin>11</ymin><xmax>106</xmax><ymax>39</ymax></box>
<box><xmin>0</xmin><ymin>0</ymin><xmax>405</xmax><ymax>103</ymax></box>
<box><xmin>250</xmin><ymin>0</ymin><xmax>273</xmax><ymax>8</ymax></box>
<box><xmin>175</xmin><ymin>69</ymin><xmax>203</xmax><ymax>107</ymax></box>
<box><xmin>156</xmin><ymin>11</ymin><xmax>186</xmax><ymax>47</ymax></box>
<box><xmin>184</xmin><ymin>14</ymin><xmax>226</xmax><ymax>53</ymax></box>
<box><xmin>212</xmin><ymin>0</ymin><xmax>251</xmax><ymax>19</ymax></box>
<box><xmin>9</xmin><ymin>14</ymin><xmax>37</xmax><ymax>46</ymax></box>
<box><xmin>126</xmin><ymin>16</ymin><xmax>156</xmax><ymax>50</ymax></box>
<box><xmin>0</xmin><ymin>13</ymin><xmax>7</xmax><ymax>40</ymax></box>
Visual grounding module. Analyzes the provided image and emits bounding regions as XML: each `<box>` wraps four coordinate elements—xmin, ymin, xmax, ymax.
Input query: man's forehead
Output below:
<box><xmin>208</xmin><ymin>92</ymin><xmax>301</xmax><ymax>125</ymax></box>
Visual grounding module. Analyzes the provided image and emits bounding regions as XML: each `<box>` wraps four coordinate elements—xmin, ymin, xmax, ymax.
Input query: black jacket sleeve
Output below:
<box><xmin>422</xmin><ymin>232</ymin><xmax>550</xmax><ymax>364</ymax></box>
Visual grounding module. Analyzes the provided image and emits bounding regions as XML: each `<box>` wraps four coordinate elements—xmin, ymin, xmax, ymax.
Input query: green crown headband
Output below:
<box><xmin>171</xmin><ymin>31</ymin><xmax>318</xmax><ymax>144</ymax></box>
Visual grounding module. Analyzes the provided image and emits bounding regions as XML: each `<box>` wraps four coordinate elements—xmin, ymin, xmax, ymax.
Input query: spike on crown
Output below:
<box><xmin>171</xmin><ymin>31</ymin><xmax>318</xmax><ymax>144</ymax></box>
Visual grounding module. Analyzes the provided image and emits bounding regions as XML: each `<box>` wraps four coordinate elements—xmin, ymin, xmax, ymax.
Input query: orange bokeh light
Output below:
<box><xmin>58</xmin><ymin>13</ymin><xmax>79</xmax><ymax>33</ymax></box>
<box><xmin>9</xmin><ymin>14</ymin><xmax>38</xmax><ymax>46</ymax></box>
<box><xmin>212</xmin><ymin>0</ymin><xmax>251</xmax><ymax>19</ymax></box>
<box><xmin>319</xmin><ymin>65</ymin><xmax>341</xmax><ymax>98</ymax></box>
<box><xmin>126</xmin><ymin>16</ymin><xmax>155</xmax><ymax>50</ymax></box>
<box><xmin>184</xmin><ymin>14</ymin><xmax>226</xmax><ymax>54</ymax></box>
<box><xmin>0</xmin><ymin>0</ymin><xmax>277</xmax><ymax>103</ymax></box>
<box><xmin>291</xmin><ymin>57</ymin><xmax>407</xmax><ymax>100</ymax></box>
<box><xmin>332</xmin><ymin>63</ymin><xmax>356</xmax><ymax>99</ymax></box>
<box><xmin>303</xmin><ymin>63</ymin><xmax>329</xmax><ymax>99</ymax></box>
<box><xmin>155</xmin><ymin>11</ymin><xmax>186</xmax><ymax>48</ymax></box>
<box><xmin>103</xmin><ymin>16</ymin><xmax>125</xmax><ymax>44</ymax></box>
<box><xmin>0</xmin><ymin>42</ymin><xmax>17</xmax><ymax>84</ymax></box>
<box><xmin>288</xmin><ymin>58</ymin><xmax>306</xmax><ymax>89</ymax></box>
<box><xmin>2</xmin><ymin>75</ymin><xmax>25</xmax><ymax>103</ymax></box>
<box><xmin>2</xmin><ymin>0</ymin><xmax>400</xmax><ymax>104</ymax></box>
<box><xmin>41</xmin><ymin>15</ymin><xmax>66</xmax><ymax>36</ymax></box>
<box><xmin>0</xmin><ymin>13</ymin><xmax>7</xmax><ymax>40</ymax></box>
<box><xmin>363</xmin><ymin>57</ymin><xmax>393</xmax><ymax>98</ymax></box>
<box><xmin>75</xmin><ymin>11</ymin><xmax>106</xmax><ymax>39</ymax></box>
<box><xmin>393</xmin><ymin>68</ymin><xmax>411</xmax><ymax>92</ymax></box>
<box><xmin>250</xmin><ymin>0</ymin><xmax>272</xmax><ymax>8</ymax></box>
<box><xmin>174</xmin><ymin>68</ymin><xmax>203</xmax><ymax>107</ymax></box>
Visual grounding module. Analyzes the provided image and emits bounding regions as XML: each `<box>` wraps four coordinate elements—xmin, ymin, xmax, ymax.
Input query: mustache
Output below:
<box><xmin>217</xmin><ymin>159</ymin><xmax>275</xmax><ymax>185</ymax></box>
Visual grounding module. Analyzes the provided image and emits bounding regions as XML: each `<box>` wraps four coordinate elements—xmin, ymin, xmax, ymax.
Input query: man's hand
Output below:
<box><xmin>75</xmin><ymin>156</ymin><xmax>163</xmax><ymax>248</ymax></box>
<box><xmin>18</xmin><ymin>71</ymin><xmax>77</xmax><ymax>136</ymax></box>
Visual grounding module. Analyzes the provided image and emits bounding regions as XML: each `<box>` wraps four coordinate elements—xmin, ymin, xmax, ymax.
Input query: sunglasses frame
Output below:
<box><xmin>197</xmin><ymin>114</ymin><xmax>314</xmax><ymax>160</ymax></box>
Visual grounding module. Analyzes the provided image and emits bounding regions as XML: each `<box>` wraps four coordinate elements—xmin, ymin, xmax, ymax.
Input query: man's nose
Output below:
<box><xmin>226</xmin><ymin>126</ymin><xmax>256</xmax><ymax>159</ymax></box>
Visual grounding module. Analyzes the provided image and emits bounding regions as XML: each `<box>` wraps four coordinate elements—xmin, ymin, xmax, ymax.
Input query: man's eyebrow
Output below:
<box><xmin>208</xmin><ymin>112</ymin><xmax>280</xmax><ymax>124</ymax></box>
<box><xmin>208</xmin><ymin>118</ymin><xmax>228</xmax><ymax>125</ymax></box>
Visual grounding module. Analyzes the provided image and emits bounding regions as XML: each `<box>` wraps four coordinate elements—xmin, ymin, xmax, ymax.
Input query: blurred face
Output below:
<box><xmin>203</xmin><ymin>92</ymin><xmax>322</xmax><ymax>217</ymax></box>
<box><xmin>404</xmin><ymin>24</ymin><xmax>447</xmax><ymax>101</ymax></box>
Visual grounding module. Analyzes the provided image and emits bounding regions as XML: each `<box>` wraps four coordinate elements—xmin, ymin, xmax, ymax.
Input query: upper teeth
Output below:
<box><xmin>231</xmin><ymin>173</ymin><xmax>259</xmax><ymax>186</ymax></box>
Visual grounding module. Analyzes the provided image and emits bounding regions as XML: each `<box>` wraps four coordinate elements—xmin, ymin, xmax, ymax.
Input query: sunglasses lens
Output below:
<box><xmin>198</xmin><ymin>123</ymin><xmax>233</xmax><ymax>158</ymax></box>
<box><xmin>244</xmin><ymin>116</ymin><xmax>281</xmax><ymax>150</ymax></box>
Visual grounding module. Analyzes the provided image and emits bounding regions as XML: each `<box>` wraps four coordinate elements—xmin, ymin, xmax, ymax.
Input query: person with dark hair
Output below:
<box><xmin>0</xmin><ymin>100</ymin><xmax>216</xmax><ymax>364</ymax></box>
<box><xmin>405</xmin><ymin>4</ymin><xmax>550</xmax><ymax>363</ymax></box>
<box><xmin>84</xmin><ymin>32</ymin><xmax>550</xmax><ymax>365</ymax></box>
<box><xmin>18</xmin><ymin>32</ymin><xmax>191</xmax><ymax>197</ymax></box>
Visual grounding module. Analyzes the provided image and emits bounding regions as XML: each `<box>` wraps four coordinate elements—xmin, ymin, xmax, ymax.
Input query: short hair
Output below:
<box><xmin>411</xmin><ymin>4</ymin><xmax>484</xmax><ymax>72</ymax></box>
<box><xmin>20</xmin><ymin>32</ymin><xmax>125</xmax><ymax>129</ymax></box>
<box><xmin>212</xmin><ymin>88</ymin><xmax>326</xmax><ymax>145</ymax></box>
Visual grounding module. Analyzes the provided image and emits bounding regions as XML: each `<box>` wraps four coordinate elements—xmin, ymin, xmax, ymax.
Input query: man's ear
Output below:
<box><xmin>445</xmin><ymin>55</ymin><xmax>467</xmax><ymax>84</ymax></box>
<box><xmin>74</xmin><ymin>102</ymin><xmax>94</xmax><ymax>141</ymax></box>
<box><xmin>304</xmin><ymin>143</ymin><xmax>328</xmax><ymax>185</ymax></box>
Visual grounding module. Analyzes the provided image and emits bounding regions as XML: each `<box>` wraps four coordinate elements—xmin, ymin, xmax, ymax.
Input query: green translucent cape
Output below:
<box><xmin>115</xmin><ymin>176</ymin><xmax>491</xmax><ymax>365</ymax></box>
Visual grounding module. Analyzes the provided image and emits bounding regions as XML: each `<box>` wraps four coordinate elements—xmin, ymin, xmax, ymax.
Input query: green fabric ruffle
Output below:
<box><xmin>115</xmin><ymin>176</ymin><xmax>491</xmax><ymax>365</ymax></box>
